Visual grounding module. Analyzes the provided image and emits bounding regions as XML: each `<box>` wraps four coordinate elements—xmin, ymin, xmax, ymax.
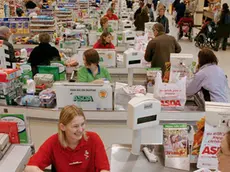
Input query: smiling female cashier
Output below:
<box><xmin>25</xmin><ymin>105</ymin><xmax>110</xmax><ymax>172</ymax></box>
<box><xmin>77</xmin><ymin>48</ymin><xmax>111</xmax><ymax>83</ymax></box>
<box><xmin>93</xmin><ymin>31</ymin><xmax>115</xmax><ymax>49</ymax></box>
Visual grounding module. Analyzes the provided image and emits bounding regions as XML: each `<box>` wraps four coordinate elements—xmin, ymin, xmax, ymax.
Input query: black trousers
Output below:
<box><xmin>216</xmin><ymin>37</ymin><xmax>228</xmax><ymax>50</ymax></box>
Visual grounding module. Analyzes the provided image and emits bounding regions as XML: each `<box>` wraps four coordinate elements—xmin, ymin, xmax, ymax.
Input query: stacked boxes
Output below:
<box><xmin>0</xmin><ymin>69</ymin><xmax>23</xmax><ymax>105</ymax></box>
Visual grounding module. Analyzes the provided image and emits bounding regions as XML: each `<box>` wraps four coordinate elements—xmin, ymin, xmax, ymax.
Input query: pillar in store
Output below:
<box><xmin>194</xmin><ymin>0</ymin><xmax>204</xmax><ymax>26</ymax></box>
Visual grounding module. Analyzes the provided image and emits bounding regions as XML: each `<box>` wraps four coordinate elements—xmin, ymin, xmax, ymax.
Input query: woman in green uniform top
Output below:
<box><xmin>98</xmin><ymin>17</ymin><xmax>113</xmax><ymax>33</ymax></box>
<box><xmin>77</xmin><ymin>49</ymin><xmax>111</xmax><ymax>83</ymax></box>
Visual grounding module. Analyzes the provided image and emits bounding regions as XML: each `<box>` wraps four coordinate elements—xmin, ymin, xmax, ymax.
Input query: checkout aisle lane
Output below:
<box><xmin>166</xmin><ymin>13</ymin><xmax>230</xmax><ymax>85</ymax></box>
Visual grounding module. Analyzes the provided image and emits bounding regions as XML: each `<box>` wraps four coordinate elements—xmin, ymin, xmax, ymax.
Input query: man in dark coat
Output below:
<box><xmin>134</xmin><ymin>0</ymin><xmax>145</xmax><ymax>20</ymax></box>
<box><xmin>215</xmin><ymin>3</ymin><xmax>230</xmax><ymax>51</ymax></box>
<box><xmin>134</xmin><ymin>4</ymin><xmax>149</xmax><ymax>31</ymax></box>
<box><xmin>144</xmin><ymin>23</ymin><xmax>181</xmax><ymax>74</ymax></box>
<box><xmin>175</xmin><ymin>0</ymin><xmax>186</xmax><ymax>24</ymax></box>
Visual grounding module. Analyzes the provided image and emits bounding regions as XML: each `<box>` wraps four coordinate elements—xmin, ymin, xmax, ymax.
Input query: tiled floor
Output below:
<box><xmin>165</xmin><ymin>13</ymin><xmax>230</xmax><ymax>80</ymax></box>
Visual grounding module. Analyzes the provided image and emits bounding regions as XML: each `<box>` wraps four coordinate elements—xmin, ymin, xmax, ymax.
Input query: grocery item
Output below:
<box><xmin>0</xmin><ymin>68</ymin><xmax>20</xmax><ymax>82</ymax></box>
<box><xmin>26</xmin><ymin>79</ymin><xmax>36</xmax><ymax>94</ymax></box>
<box><xmin>38</xmin><ymin>66</ymin><xmax>60</xmax><ymax>81</ymax></box>
<box><xmin>191</xmin><ymin>118</ymin><xmax>205</xmax><ymax>157</ymax></box>
<box><xmin>154</xmin><ymin>72</ymin><xmax>187</xmax><ymax>110</ymax></box>
<box><xmin>163</xmin><ymin>62</ymin><xmax>171</xmax><ymax>83</ymax></box>
<box><xmin>146</xmin><ymin>68</ymin><xmax>161</xmax><ymax>93</ymax></box>
<box><xmin>20</xmin><ymin>95</ymin><xmax>40</xmax><ymax>107</ymax></box>
<box><xmin>39</xmin><ymin>89</ymin><xmax>56</xmax><ymax>108</ymax></box>
<box><xmin>16</xmin><ymin>63</ymin><xmax>32</xmax><ymax>84</ymax></box>
<box><xmin>163</xmin><ymin>123</ymin><xmax>188</xmax><ymax>157</ymax></box>
<box><xmin>34</xmin><ymin>74</ymin><xmax>54</xmax><ymax>88</ymax></box>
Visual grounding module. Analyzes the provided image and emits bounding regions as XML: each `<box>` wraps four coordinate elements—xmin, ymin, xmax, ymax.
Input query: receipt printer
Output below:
<box><xmin>120</xmin><ymin>20</ymin><xmax>133</xmax><ymax>30</ymax></box>
<box><xmin>127</xmin><ymin>96</ymin><xmax>161</xmax><ymax>130</ymax></box>
<box><xmin>120</xmin><ymin>12</ymin><xmax>129</xmax><ymax>20</ymax></box>
<box><xmin>123</xmin><ymin>48</ymin><xmax>144</xmax><ymax>68</ymax></box>
<box><xmin>123</xmin><ymin>30</ymin><xmax>136</xmax><ymax>44</ymax></box>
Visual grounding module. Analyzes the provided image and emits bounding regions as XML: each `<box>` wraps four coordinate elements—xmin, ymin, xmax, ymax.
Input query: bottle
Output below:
<box><xmin>4</xmin><ymin>2</ymin><xmax>9</xmax><ymax>18</ymax></box>
<box><xmin>20</xmin><ymin>49</ymin><xmax>28</xmax><ymax>59</ymax></box>
<box><xmin>26</xmin><ymin>79</ymin><xmax>36</xmax><ymax>95</ymax></box>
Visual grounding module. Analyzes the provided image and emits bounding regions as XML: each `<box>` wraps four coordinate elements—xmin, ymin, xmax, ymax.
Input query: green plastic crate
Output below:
<box><xmin>38</xmin><ymin>66</ymin><xmax>60</xmax><ymax>81</ymax></box>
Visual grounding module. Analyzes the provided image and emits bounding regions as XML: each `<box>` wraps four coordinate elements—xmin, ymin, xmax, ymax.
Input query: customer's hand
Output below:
<box><xmin>65</xmin><ymin>59</ymin><xmax>78</xmax><ymax>67</ymax></box>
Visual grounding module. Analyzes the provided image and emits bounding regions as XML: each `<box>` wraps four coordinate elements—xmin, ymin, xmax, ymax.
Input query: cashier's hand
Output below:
<box><xmin>65</xmin><ymin>59</ymin><xmax>79</xmax><ymax>67</ymax></box>
<box><xmin>100</xmin><ymin>170</ymin><xmax>110</xmax><ymax>172</ymax></box>
<box><xmin>24</xmin><ymin>166</ymin><xmax>43</xmax><ymax>172</ymax></box>
<box><xmin>92</xmin><ymin>79</ymin><xmax>105</xmax><ymax>84</ymax></box>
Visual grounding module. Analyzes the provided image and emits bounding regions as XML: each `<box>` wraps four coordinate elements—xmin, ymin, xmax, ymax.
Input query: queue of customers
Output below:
<box><xmin>134</xmin><ymin>0</ymin><xmax>169</xmax><ymax>32</ymax></box>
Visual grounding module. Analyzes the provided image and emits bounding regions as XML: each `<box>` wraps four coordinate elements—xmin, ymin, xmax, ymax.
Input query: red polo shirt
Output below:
<box><xmin>104</xmin><ymin>14</ymin><xmax>119</xmax><ymax>20</ymax></box>
<box><xmin>93</xmin><ymin>40</ymin><xmax>115</xmax><ymax>49</ymax></box>
<box><xmin>27</xmin><ymin>132</ymin><xmax>110</xmax><ymax>172</ymax></box>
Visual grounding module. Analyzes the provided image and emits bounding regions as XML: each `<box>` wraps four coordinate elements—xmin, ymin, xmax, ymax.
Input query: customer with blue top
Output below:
<box><xmin>186</xmin><ymin>48</ymin><xmax>229</xmax><ymax>102</ymax></box>
<box><xmin>77</xmin><ymin>49</ymin><xmax>111</xmax><ymax>83</ymax></box>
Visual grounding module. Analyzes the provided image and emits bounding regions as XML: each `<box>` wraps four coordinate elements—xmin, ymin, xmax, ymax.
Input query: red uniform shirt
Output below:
<box><xmin>93</xmin><ymin>40</ymin><xmax>115</xmax><ymax>49</ymax></box>
<box><xmin>104</xmin><ymin>14</ymin><xmax>119</xmax><ymax>20</ymax></box>
<box><xmin>27</xmin><ymin>132</ymin><xmax>110</xmax><ymax>172</ymax></box>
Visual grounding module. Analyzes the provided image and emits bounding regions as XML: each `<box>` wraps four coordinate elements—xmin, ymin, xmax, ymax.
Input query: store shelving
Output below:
<box><xmin>55</xmin><ymin>8</ymin><xmax>73</xmax><ymax>22</ymax></box>
<box><xmin>30</xmin><ymin>16</ymin><xmax>56</xmax><ymax>34</ymax></box>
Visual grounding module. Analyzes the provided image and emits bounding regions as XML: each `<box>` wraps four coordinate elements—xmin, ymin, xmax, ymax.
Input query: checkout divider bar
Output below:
<box><xmin>0</xmin><ymin>105</ymin><xmax>205</xmax><ymax>122</ymax></box>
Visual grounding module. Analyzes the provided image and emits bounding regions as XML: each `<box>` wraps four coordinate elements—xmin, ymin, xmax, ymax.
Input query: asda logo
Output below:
<box><xmin>73</xmin><ymin>96</ymin><xmax>94</xmax><ymax>102</ymax></box>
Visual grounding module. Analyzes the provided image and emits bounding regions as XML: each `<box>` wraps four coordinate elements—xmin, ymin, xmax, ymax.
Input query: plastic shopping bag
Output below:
<box><xmin>154</xmin><ymin>72</ymin><xmax>186</xmax><ymax>110</ymax></box>
<box><xmin>197</xmin><ymin>122</ymin><xmax>226</xmax><ymax>170</ymax></box>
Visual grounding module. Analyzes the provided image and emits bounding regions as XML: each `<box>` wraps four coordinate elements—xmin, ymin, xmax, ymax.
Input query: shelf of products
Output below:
<box><xmin>0</xmin><ymin>17</ymin><xmax>30</xmax><ymax>34</ymax></box>
<box><xmin>30</xmin><ymin>15</ymin><xmax>56</xmax><ymax>34</ymax></box>
<box><xmin>55</xmin><ymin>8</ymin><xmax>73</xmax><ymax>22</ymax></box>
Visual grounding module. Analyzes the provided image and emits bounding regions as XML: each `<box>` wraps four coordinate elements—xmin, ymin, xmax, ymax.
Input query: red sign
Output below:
<box><xmin>161</xmin><ymin>100</ymin><xmax>181</xmax><ymax>107</ymax></box>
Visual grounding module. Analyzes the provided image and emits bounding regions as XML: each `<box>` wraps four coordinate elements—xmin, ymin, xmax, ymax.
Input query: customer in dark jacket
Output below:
<box><xmin>172</xmin><ymin>0</ymin><xmax>180</xmax><ymax>10</ymax></box>
<box><xmin>144</xmin><ymin>23</ymin><xmax>181</xmax><ymax>74</ymax></box>
<box><xmin>134</xmin><ymin>0</ymin><xmax>145</xmax><ymax>20</ymax></box>
<box><xmin>215</xmin><ymin>3</ymin><xmax>230</xmax><ymax>51</ymax></box>
<box><xmin>153</xmin><ymin>0</ymin><xmax>159</xmax><ymax>11</ymax></box>
<box><xmin>175</xmin><ymin>0</ymin><xmax>186</xmax><ymax>24</ymax></box>
<box><xmin>156</xmin><ymin>8</ymin><xmax>169</xmax><ymax>33</ymax></box>
<box><xmin>28</xmin><ymin>33</ymin><xmax>61</xmax><ymax>76</ymax></box>
<box><xmin>134</xmin><ymin>6</ymin><xmax>149</xmax><ymax>31</ymax></box>
<box><xmin>0</xmin><ymin>26</ymin><xmax>17</xmax><ymax>68</ymax></box>
<box><xmin>146</xmin><ymin>3</ymin><xmax>154</xmax><ymax>22</ymax></box>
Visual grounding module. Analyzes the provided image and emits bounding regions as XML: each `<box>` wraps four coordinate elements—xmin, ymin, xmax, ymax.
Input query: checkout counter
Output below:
<box><xmin>0</xmin><ymin>144</ymin><xmax>33</xmax><ymax>172</ymax></box>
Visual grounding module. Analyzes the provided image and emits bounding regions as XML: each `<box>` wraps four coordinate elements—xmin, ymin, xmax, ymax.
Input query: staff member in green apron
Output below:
<box><xmin>77</xmin><ymin>49</ymin><xmax>111</xmax><ymax>83</ymax></box>
<box><xmin>98</xmin><ymin>17</ymin><xmax>113</xmax><ymax>33</ymax></box>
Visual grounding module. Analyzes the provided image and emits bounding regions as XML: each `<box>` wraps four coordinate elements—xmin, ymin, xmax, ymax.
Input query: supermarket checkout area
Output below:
<box><xmin>0</xmin><ymin>47</ymin><xmax>207</xmax><ymax>172</ymax></box>
<box><xmin>1</xmin><ymin>95</ymin><xmax>230</xmax><ymax>172</ymax></box>
<box><xmin>0</xmin><ymin>93</ymin><xmax>204</xmax><ymax>172</ymax></box>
